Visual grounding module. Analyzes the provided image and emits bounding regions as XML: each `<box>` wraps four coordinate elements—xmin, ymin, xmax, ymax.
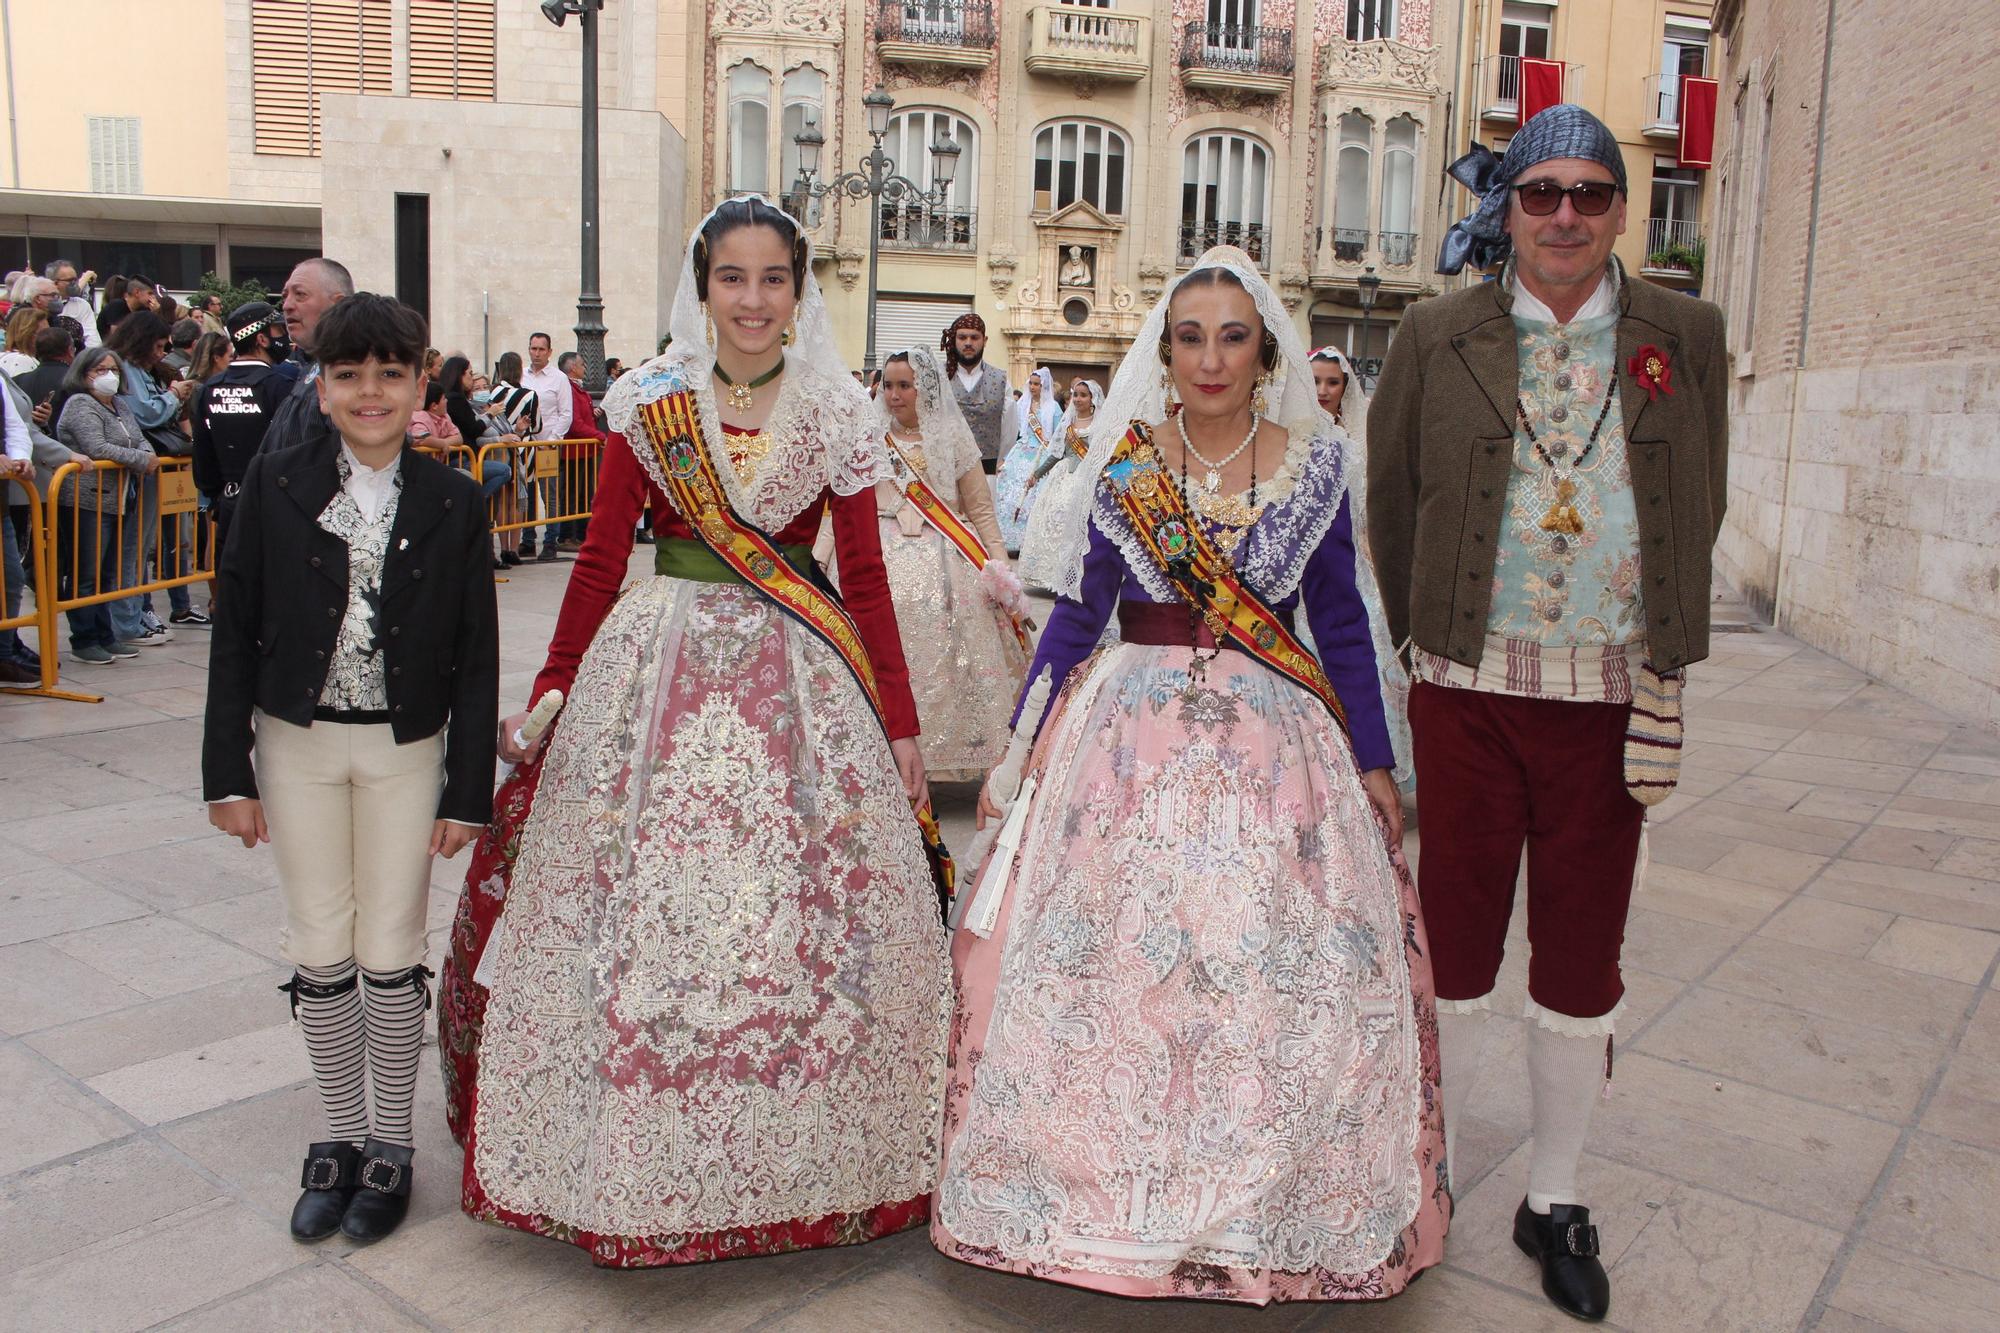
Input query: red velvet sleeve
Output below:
<box><xmin>530</xmin><ymin>432</ymin><xmax>646</xmax><ymax>705</ymax></box>
<box><xmin>827</xmin><ymin>485</ymin><xmax>920</xmax><ymax>740</ymax></box>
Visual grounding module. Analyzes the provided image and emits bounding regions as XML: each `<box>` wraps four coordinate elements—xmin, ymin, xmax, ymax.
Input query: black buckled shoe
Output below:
<box><xmin>1513</xmin><ymin>1198</ymin><xmax>1610</xmax><ymax>1322</ymax></box>
<box><xmin>291</xmin><ymin>1141</ymin><xmax>363</xmax><ymax>1241</ymax></box>
<box><xmin>340</xmin><ymin>1138</ymin><xmax>415</xmax><ymax>1243</ymax></box>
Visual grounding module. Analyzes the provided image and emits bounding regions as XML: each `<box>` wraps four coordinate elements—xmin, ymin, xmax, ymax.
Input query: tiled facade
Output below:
<box><xmin>1706</xmin><ymin>0</ymin><xmax>2000</xmax><ymax>734</ymax></box>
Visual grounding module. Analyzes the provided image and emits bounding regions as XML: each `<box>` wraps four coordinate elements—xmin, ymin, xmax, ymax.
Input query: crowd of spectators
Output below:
<box><xmin>0</xmin><ymin>257</ymin><xmax>623</xmax><ymax>674</ymax></box>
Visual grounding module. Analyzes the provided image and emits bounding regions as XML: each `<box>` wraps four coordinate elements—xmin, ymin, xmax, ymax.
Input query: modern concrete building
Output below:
<box><xmin>1704</xmin><ymin>0</ymin><xmax>1999</xmax><ymax>732</ymax></box>
<box><xmin>682</xmin><ymin>0</ymin><xmax>1464</xmax><ymax>385</ymax></box>
<box><xmin>1</xmin><ymin>0</ymin><xmax>689</xmax><ymax>366</ymax></box>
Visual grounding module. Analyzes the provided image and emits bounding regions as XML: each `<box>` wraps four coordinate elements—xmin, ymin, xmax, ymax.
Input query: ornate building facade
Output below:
<box><xmin>683</xmin><ymin>1</ymin><xmax>1461</xmax><ymax>386</ymax></box>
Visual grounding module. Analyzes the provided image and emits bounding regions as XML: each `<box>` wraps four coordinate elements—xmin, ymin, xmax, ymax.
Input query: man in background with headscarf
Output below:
<box><xmin>941</xmin><ymin>313</ymin><xmax>1010</xmax><ymax>473</ymax></box>
<box><xmin>1367</xmin><ymin>104</ymin><xmax>1729</xmax><ymax>1324</ymax></box>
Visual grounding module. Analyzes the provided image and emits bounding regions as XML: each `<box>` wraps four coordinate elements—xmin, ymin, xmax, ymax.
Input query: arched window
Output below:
<box><xmin>726</xmin><ymin>61</ymin><xmax>770</xmax><ymax>195</ymax></box>
<box><xmin>1033</xmin><ymin>120</ymin><xmax>1129</xmax><ymax>215</ymax></box>
<box><xmin>779</xmin><ymin>65</ymin><xmax>825</xmax><ymax>195</ymax></box>
<box><xmin>1379</xmin><ymin>114</ymin><xmax>1419</xmax><ymax>263</ymax></box>
<box><xmin>880</xmin><ymin>108</ymin><xmax>980</xmax><ymax>249</ymax></box>
<box><xmin>1331</xmin><ymin>111</ymin><xmax>1373</xmax><ymax>261</ymax></box>
<box><xmin>1179</xmin><ymin>131</ymin><xmax>1272</xmax><ymax>265</ymax></box>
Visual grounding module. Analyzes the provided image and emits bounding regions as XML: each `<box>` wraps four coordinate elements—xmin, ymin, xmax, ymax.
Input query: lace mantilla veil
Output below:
<box><xmin>872</xmin><ymin>345</ymin><xmax>984</xmax><ymax>483</ymax></box>
<box><xmin>600</xmin><ymin>196</ymin><xmax>889</xmax><ymax>527</ymax></box>
<box><xmin>1048</xmin><ymin>246</ymin><xmax>1351</xmax><ymax>597</ymax></box>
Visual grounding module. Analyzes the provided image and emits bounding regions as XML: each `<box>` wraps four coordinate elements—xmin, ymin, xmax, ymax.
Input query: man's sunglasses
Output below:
<box><xmin>1512</xmin><ymin>180</ymin><xmax>1622</xmax><ymax>216</ymax></box>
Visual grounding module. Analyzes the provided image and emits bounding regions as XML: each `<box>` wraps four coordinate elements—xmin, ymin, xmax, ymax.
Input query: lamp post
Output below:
<box><xmin>1356</xmin><ymin>265</ymin><xmax>1382</xmax><ymax>390</ymax></box>
<box><xmin>540</xmin><ymin>0</ymin><xmax>607</xmax><ymax>397</ymax></box>
<box><xmin>790</xmin><ymin>86</ymin><xmax>962</xmax><ymax>374</ymax></box>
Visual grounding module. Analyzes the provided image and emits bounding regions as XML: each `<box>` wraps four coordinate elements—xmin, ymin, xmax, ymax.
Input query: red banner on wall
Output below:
<box><xmin>1678</xmin><ymin>75</ymin><xmax>1720</xmax><ymax>169</ymax></box>
<box><xmin>1520</xmin><ymin>57</ymin><xmax>1567</xmax><ymax>125</ymax></box>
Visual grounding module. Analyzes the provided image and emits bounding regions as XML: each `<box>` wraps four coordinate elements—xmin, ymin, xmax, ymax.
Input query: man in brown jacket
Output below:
<box><xmin>1367</xmin><ymin>105</ymin><xmax>1728</xmax><ymax>1323</ymax></box>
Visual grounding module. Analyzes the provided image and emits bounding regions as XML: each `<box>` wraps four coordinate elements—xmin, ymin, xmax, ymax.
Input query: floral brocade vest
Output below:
<box><xmin>1488</xmin><ymin>310</ymin><xmax>1645</xmax><ymax>646</ymax></box>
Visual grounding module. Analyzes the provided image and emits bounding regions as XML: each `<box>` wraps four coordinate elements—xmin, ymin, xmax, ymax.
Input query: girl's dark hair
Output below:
<box><xmin>692</xmin><ymin>198</ymin><xmax>809</xmax><ymax>302</ymax></box>
<box><xmin>495</xmin><ymin>351</ymin><xmax>523</xmax><ymax>385</ymax></box>
<box><xmin>313</xmin><ymin>293</ymin><xmax>427</xmax><ymax>369</ymax></box>
<box><xmin>439</xmin><ymin>355</ymin><xmax>472</xmax><ymax>397</ymax></box>
<box><xmin>1160</xmin><ymin>266</ymin><xmax>1279</xmax><ymax>372</ymax></box>
<box><xmin>105</xmin><ymin>310</ymin><xmax>172</xmax><ymax>367</ymax></box>
<box><xmin>883</xmin><ymin>351</ymin><xmax>910</xmax><ymax>369</ymax></box>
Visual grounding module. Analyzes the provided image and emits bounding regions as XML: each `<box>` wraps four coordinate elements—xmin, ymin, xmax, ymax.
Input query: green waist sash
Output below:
<box><xmin>654</xmin><ymin>537</ymin><xmax>814</xmax><ymax>584</ymax></box>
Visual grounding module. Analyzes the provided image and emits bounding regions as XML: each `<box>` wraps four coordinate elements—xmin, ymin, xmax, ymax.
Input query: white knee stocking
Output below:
<box><xmin>1436</xmin><ymin>1006</ymin><xmax>1491</xmax><ymax>1187</ymax></box>
<box><xmin>1526</xmin><ymin>1022</ymin><xmax>1607</xmax><ymax>1212</ymax></box>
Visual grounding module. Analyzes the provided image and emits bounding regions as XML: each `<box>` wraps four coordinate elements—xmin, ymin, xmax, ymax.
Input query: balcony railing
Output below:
<box><xmin>1643</xmin><ymin>218</ymin><xmax>1702</xmax><ymax>278</ymax></box>
<box><xmin>875</xmin><ymin>0</ymin><xmax>997</xmax><ymax>63</ymax></box>
<box><xmin>1178</xmin><ymin>220</ymin><xmax>1268</xmax><ymax>267</ymax></box>
<box><xmin>879</xmin><ymin>203</ymin><xmax>978</xmax><ymax>252</ymax></box>
<box><xmin>1024</xmin><ymin>4</ymin><xmax>1149</xmax><ymax>82</ymax></box>
<box><xmin>1330</xmin><ymin>227</ymin><xmax>1368</xmax><ymax>263</ymax></box>
<box><xmin>1378</xmin><ymin>230</ymin><xmax>1418</xmax><ymax>266</ymax></box>
<box><xmin>1179</xmin><ymin>23</ymin><xmax>1294</xmax><ymax>94</ymax></box>
<box><xmin>1643</xmin><ymin>72</ymin><xmax>1683</xmax><ymax>135</ymax></box>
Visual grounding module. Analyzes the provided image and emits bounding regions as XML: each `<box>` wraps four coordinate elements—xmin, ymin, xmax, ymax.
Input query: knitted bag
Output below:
<box><xmin>1624</xmin><ymin>662</ymin><xmax>1684</xmax><ymax>805</ymax></box>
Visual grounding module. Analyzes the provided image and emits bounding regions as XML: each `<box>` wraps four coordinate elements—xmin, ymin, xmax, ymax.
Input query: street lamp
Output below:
<box><xmin>791</xmin><ymin>86</ymin><xmax>962</xmax><ymax>373</ymax></box>
<box><xmin>1356</xmin><ymin>265</ymin><xmax>1382</xmax><ymax>390</ymax></box>
<box><xmin>541</xmin><ymin>0</ymin><xmax>607</xmax><ymax>397</ymax></box>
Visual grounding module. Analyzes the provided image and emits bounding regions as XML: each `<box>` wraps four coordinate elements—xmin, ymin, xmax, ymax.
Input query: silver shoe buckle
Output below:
<box><xmin>304</xmin><ymin>1156</ymin><xmax>343</xmax><ymax>1190</ymax></box>
<box><xmin>1564</xmin><ymin>1222</ymin><xmax>1600</xmax><ymax>1258</ymax></box>
<box><xmin>360</xmin><ymin>1158</ymin><xmax>403</xmax><ymax>1193</ymax></box>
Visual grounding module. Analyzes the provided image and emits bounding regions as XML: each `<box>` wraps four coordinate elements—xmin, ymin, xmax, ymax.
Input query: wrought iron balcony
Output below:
<box><xmin>878</xmin><ymin>202</ymin><xmax>978</xmax><ymax>253</ymax></box>
<box><xmin>1178</xmin><ymin>220</ymin><xmax>1268</xmax><ymax>268</ymax></box>
<box><xmin>1642</xmin><ymin>217</ymin><xmax>1703</xmax><ymax>282</ymax></box>
<box><xmin>1024</xmin><ymin>4</ymin><xmax>1149</xmax><ymax>83</ymax></box>
<box><xmin>1179</xmin><ymin>23</ymin><xmax>1294</xmax><ymax>95</ymax></box>
<box><xmin>1330</xmin><ymin>227</ymin><xmax>1369</xmax><ymax>263</ymax></box>
<box><xmin>1378</xmin><ymin>230</ymin><xmax>1418</xmax><ymax>266</ymax></box>
<box><xmin>876</xmin><ymin>0</ymin><xmax>997</xmax><ymax>70</ymax></box>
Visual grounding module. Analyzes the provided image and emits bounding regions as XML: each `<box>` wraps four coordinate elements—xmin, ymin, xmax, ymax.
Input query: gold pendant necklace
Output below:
<box><xmin>713</xmin><ymin>356</ymin><xmax>785</xmax><ymax>412</ymax></box>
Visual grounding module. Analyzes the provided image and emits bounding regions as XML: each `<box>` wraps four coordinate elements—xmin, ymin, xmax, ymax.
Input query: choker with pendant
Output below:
<box><xmin>713</xmin><ymin>356</ymin><xmax>785</xmax><ymax>411</ymax></box>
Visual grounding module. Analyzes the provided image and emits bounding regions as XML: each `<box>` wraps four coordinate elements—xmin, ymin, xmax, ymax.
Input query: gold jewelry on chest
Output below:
<box><xmin>726</xmin><ymin>428</ymin><xmax>776</xmax><ymax>485</ymax></box>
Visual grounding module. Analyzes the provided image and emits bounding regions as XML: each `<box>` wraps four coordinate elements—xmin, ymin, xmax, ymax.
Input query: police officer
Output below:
<box><xmin>193</xmin><ymin>301</ymin><xmax>290</xmax><ymax>556</ymax></box>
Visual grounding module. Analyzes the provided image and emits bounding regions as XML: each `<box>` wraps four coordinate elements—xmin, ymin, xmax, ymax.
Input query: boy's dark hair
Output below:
<box><xmin>312</xmin><ymin>293</ymin><xmax>428</xmax><ymax>371</ymax></box>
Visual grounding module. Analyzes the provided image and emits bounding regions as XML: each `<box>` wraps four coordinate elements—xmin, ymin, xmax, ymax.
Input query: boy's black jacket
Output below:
<box><xmin>201</xmin><ymin>438</ymin><xmax>500</xmax><ymax>824</ymax></box>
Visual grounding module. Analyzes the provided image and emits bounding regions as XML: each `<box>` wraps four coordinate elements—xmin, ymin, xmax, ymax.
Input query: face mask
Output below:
<box><xmin>91</xmin><ymin>371</ymin><xmax>121</xmax><ymax>396</ymax></box>
<box><xmin>268</xmin><ymin>328</ymin><xmax>292</xmax><ymax>360</ymax></box>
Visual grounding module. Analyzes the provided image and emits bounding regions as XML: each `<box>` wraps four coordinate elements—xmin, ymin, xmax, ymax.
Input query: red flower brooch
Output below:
<box><xmin>1629</xmin><ymin>344</ymin><xmax>1674</xmax><ymax>401</ymax></box>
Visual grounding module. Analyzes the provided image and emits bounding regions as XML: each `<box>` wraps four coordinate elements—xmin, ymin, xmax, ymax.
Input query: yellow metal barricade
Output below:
<box><xmin>0</xmin><ymin>477</ymin><xmax>98</xmax><ymax>702</ymax></box>
<box><xmin>415</xmin><ymin>440</ymin><xmax>478</xmax><ymax>472</ymax></box>
<box><xmin>477</xmin><ymin>438</ymin><xmax>603</xmax><ymax>540</ymax></box>
<box><xmin>33</xmin><ymin>456</ymin><xmax>218</xmax><ymax>705</ymax></box>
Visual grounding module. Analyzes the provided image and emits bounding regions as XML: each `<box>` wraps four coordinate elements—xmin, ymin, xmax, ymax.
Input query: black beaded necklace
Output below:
<box><xmin>1516</xmin><ymin>387</ymin><xmax>1614</xmax><ymax>469</ymax></box>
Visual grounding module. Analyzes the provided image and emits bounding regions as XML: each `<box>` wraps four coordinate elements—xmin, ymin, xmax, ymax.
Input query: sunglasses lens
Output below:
<box><xmin>1572</xmin><ymin>183</ymin><xmax>1617</xmax><ymax>215</ymax></box>
<box><xmin>1518</xmin><ymin>183</ymin><xmax>1563</xmax><ymax>215</ymax></box>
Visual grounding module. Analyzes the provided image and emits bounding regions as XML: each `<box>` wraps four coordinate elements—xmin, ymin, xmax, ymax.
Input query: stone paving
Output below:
<box><xmin>1</xmin><ymin>554</ymin><xmax>1995</xmax><ymax>1332</ymax></box>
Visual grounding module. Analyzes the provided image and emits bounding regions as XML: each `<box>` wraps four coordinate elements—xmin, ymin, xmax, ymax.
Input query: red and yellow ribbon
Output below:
<box><xmin>885</xmin><ymin>434</ymin><xmax>1033</xmax><ymax>655</ymax></box>
<box><xmin>1106</xmin><ymin>424</ymin><xmax>1352</xmax><ymax>742</ymax></box>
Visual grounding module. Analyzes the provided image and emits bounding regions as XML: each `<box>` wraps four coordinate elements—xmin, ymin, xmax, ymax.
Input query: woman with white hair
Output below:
<box><xmin>932</xmin><ymin>248</ymin><xmax>1446</xmax><ymax>1304</ymax></box>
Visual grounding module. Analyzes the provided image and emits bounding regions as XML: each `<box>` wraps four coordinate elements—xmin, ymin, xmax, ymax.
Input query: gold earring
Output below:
<box><xmin>781</xmin><ymin>316</ymin><xmax>796</xmax><ymax>348</ymax></box>
<box><xmin>1252</xmin><ymin>369</ymin><xmax>1272</xmax><ymax>418</ymax></box>
<box><xmin>1161</xmin><ymin>367</ymin><xmax>1179</xmax><ymax>411</ymax></box>
<box><xmin>703</xmin><ymin>306</ymin><xmax>716</xmax><ymax>349</ymax></box>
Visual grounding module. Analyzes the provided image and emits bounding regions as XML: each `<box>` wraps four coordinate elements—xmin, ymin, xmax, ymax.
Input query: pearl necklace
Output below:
<box><xmin>1176</xmin><ymin>410</ymin><xmax>1259</xmax><ymax>495</ymax></box>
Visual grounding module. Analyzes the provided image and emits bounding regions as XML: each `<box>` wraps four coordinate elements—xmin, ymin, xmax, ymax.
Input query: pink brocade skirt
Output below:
<box><xmin>932</xmin><ymin>644</ymin><xmax>1450</xmax><ymax>1303</ymax></box>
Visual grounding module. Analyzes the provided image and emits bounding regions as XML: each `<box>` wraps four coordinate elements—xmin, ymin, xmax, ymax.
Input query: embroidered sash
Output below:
<box><xmin>1106</xmin><ymin>423</ymin><xmax>1353</xmax><ymax>742</ymax></box>
<box><xmin>885</xmin><ymin>434</ymin><xmax>1032</xmax><ymax>654</ymax></box>
<box><xmin>635</xmin><ymin>390</ymin><xmax>958</xmax><ymax>912</ymax></box>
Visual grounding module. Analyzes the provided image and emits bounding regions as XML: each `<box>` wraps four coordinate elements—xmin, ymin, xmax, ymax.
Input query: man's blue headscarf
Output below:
<box><xmin>1436</xmin><ymin>104</ymin><xmax>1628</xmax><ymax>275</ymax></box>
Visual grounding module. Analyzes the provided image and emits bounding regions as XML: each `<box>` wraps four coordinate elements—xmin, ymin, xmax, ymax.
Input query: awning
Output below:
<box><xmin>0</xmin><ymin>188</ymin><xmax>320</xmax><ymax>230</ymax></box>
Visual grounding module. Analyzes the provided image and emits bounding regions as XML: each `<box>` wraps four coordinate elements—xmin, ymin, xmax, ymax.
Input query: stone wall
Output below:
<box><xmin>1708</xmin><ymin>0</ymin><xmax>2000</xmax><ymax>732</ymax></box>
<box><xmin>317</xmin><ymin>93</ymin><xmax>686</xmax><ymax>369</ymax></box>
